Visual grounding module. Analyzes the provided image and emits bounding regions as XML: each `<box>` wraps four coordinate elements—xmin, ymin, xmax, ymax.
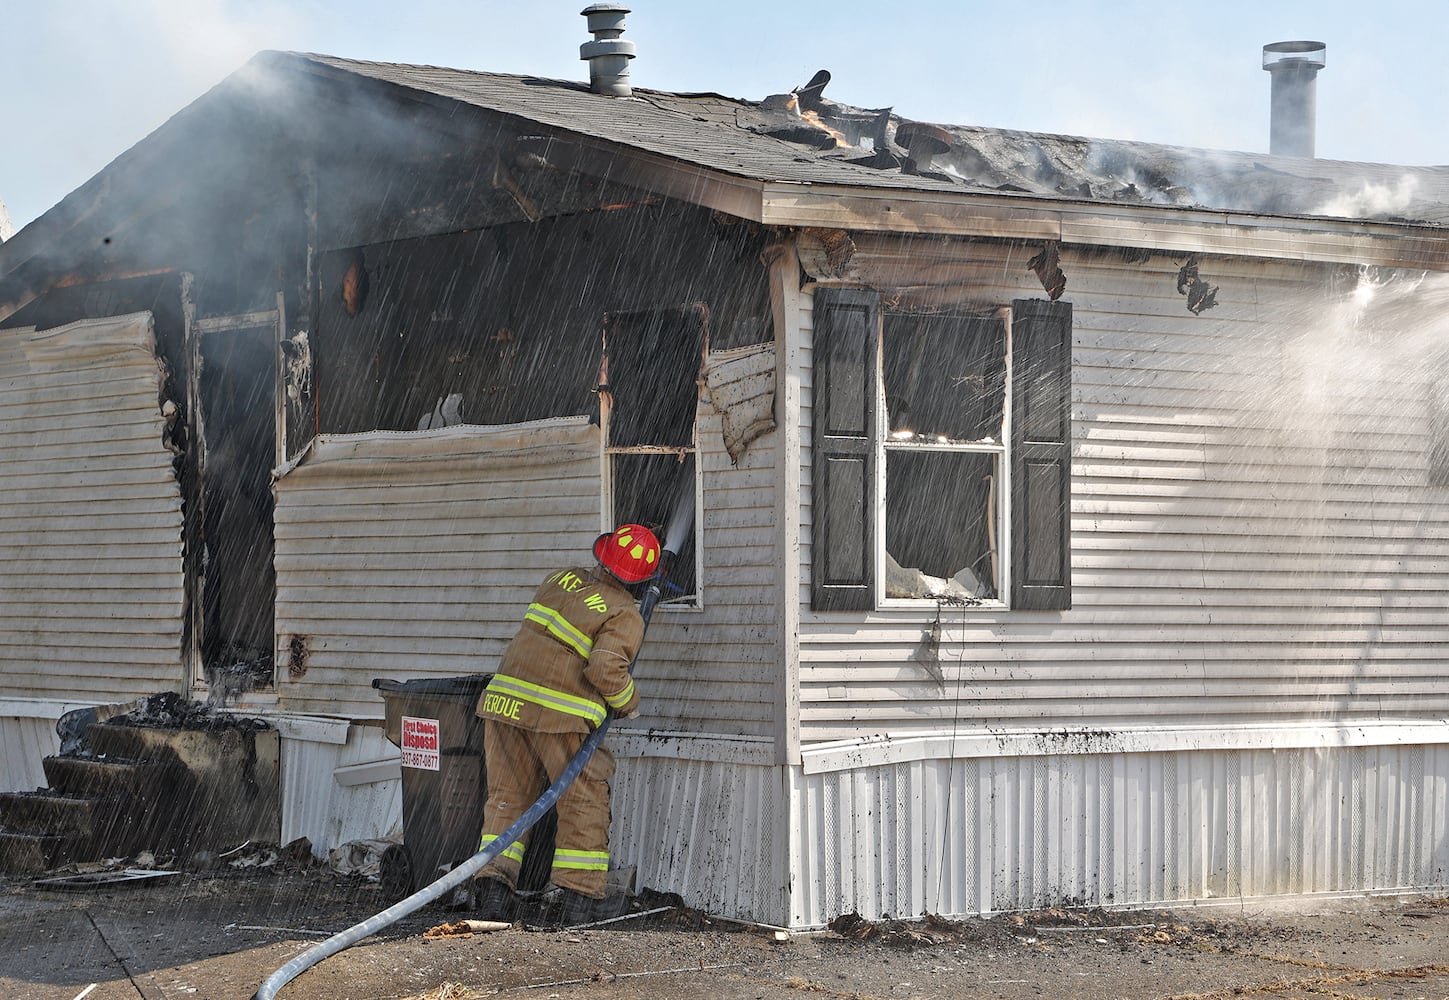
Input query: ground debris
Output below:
<box><xmin>783</xmin><ymin>975</ymin><xmax>827</xmax><ymax>990</ymax></box>
<box><xmin>397</xmin><ymin>984</ymin><xmax>496</xmax><ymax>1000</ymax></box>
<box><xmin>827</xmin><ymin>911</ymin><xmax>955</xmax><ymax>946</ymax></box>
<box><xmin>1163</xmin><ymin>962</ymin><xmax>1449</xmax><ymax>1000</ymax></box>
<box><xmin>108</xmin><ymin>691</ymin><xmax>272</xmax><ymax>732</ymax></box>
<box><xmin>653</xmin><ymin>905</ymin><xmax>710</xmax><ymax>929</ymax></box>
<box><xmin>1137</xmin><ymin>925</ymin><xmax>1192</xmax><ymax>945</ymax></box>
<box><xmin>8</xmin><ymin>868</ymin><xmax>1449</xmax><ymax>1000</ymax></box>
<box><xmin>826</xmin><ymin>906</ymin><xmax>1197</xmax><ymax>951</ymax></box>
<box><xmin>1013</xmin><ymin>906</ymin><xmax>1091</xmax><ymax>928</ymax></box>
<box><xmin>424</xmin><ymin>919</ymin><xmax>511</xmax><ymax>938</ymax></box>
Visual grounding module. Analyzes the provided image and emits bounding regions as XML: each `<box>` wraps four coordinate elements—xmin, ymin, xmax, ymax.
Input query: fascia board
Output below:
<box><xmin>758</xmin><ymin>183</ymin><xmax>1449</xmax><ymax>270</ymax></box>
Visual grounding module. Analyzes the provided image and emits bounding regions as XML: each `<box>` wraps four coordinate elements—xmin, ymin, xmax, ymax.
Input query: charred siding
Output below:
<box><xmin>640</xmin><ymin>403</ymin><xmax>781</xmax><ymax>739</ymax></box>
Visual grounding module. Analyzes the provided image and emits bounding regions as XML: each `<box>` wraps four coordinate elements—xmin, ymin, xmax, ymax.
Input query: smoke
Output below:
<box><xmin>5</xmin><ymin>0</ymin><xmax>305</xmax><ymax>231</ymax></box>
<box><xmin>0</xmin><ymin>198</ymin><xmax>12</xmax><ymax>243</ymax></box>
<box><xmin>1312</xmin><ymin>174</ymin><xmax>1421</xmax><ymax>219</ymax></box>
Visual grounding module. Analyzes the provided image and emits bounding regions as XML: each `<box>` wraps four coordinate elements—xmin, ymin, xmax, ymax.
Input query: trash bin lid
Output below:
<box><xmin>371</xmin><ymin>674</ymin><xmax>493</xmax><ymax>698</ymax></box>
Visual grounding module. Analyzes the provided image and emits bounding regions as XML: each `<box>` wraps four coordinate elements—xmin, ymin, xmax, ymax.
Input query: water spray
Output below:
<box><xmin>253</xmin><ymin>481</ymin><xmax>696</xmax><ymax>1000</ymax></box>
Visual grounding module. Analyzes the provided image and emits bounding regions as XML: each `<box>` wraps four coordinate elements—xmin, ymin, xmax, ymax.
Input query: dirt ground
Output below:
<box><xmin>6</xmin><ymin>862</ymin><xmax>1449</xmax><ymax>1000</ymax></box>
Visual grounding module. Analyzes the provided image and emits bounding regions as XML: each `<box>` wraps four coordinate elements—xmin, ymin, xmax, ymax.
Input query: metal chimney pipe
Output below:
<box><xmin>580</xmin><ymin>3</ymin><xmax>636</xmax><ymax>97</ymax></box>
<box><xmin>1262</xmin><ymin>40</ymin><xmax>1326</xmax><ymax>157</ymax></box>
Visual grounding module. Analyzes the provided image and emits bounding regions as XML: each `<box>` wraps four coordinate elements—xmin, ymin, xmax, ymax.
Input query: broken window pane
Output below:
<box><xmin>882</xmin><ymin>313</ymin><xmax>1005</xmax><ymax>443</ymax></box>
<box><xmin>604</xmin><ymin>307</ymin><xmax>705</xmax><ymax>448</ymax></box>
<box><xmin>884</xmin><ymin>449</ymin><xmax>999</xmax><ymax>601</ymax></box>
<box><xmin>604</xmin><ymin>304</ymin><xmax>704</xmax><ymax>607</ymax></box>
<box><xmin>880</xmin><ymin>312</ymin><xmax>1005</xmax><ymax>603</ymax></box>
<box><xmin>610</xmin><ymin>452</ymin><xmax>697</xmax><ymax>602</ymax></box>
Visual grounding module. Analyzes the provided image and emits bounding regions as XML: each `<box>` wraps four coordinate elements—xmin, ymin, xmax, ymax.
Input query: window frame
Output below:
<box><xmin>599</xmin><ymin>305</ymin><xmax>708</xmax><ymax>610</ymax></box>
<box><xmin>810</xmin><ymin>287</ymin><xmax>1071</xmax><ymax>613</ymax></box>
<box><xmin>603</xmin><ymin>446</ymin><xmax>702</xmax><ymax>608</ymax></box>
<box><xmin>877</xmin><ymin>306</ymin><xmax>1012</xmax><ymax>608</ymax></box>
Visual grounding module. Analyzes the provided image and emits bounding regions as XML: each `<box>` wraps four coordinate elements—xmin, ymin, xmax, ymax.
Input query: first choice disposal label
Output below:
<box><xmin>401</xmin><ymin>716</ymin><xmax>441</xmax><ymax>770</ymax></box>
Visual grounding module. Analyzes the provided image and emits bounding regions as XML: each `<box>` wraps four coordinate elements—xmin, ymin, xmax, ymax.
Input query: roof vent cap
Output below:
<box><xmin>1263</xmin><ymin>40</ymin><xmax>1326</xmax><ymax>157</ymax></box>
<box><xmin>895</xmin><ymin>121</ymin><xmax>953</xmax><ymax>175</ymax></box>
<box><xmin>581</xmin><ymin>4</ymin><xmax>636</xmax><ymax>98</ymax></box>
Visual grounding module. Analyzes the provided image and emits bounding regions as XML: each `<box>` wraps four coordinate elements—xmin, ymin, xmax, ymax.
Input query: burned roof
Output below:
<box><xmin>4</xmin><ymin>47</ymin><xmax>1449</xmax><ymax>314</ymax></box>
<box><xmin>295</xmin><ymin>52</ymin><xmax>1449</xmax><ymax>228</ymax></box>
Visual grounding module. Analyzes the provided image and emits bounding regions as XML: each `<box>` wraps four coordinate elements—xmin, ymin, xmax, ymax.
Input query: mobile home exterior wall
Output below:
<box><xmin>0</xmin><ymin>312</ymin><xmax>185</xmax><ymax>791</ymax></box>
<box><xmin>789</xmin><ymin>237</ymin><xmax>1449</xmax><ymax>921</ymax></box>
<box><xmin>799</xmin><ymin>246</ymin><xmax>1449</xmax><ymax>736</ymax></box>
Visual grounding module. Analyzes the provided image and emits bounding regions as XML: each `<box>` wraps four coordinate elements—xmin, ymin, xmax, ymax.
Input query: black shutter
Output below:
<box><xmin>1010</xmin><ymin>298</ymin><xmax>1073</xmax><ymax>610</ymax></box>
<box><xmin>811</xmin><ymin>288</ymin><xmax>878</xmax><ymax>610</ymax></box>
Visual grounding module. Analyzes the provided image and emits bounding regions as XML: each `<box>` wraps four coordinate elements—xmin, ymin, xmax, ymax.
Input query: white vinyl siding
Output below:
<box><xmin>0</xmin><ymin>710</ymin><xmax>64</xmax><ymax>793</ymax></box>
<box><xmin>268</xmin><ymin>409</ymin><xmax>784</xmax><ymax>737</ymax></box>
<box><xmin>636</xmin><ymin>403</ymin><xmax>781</xmax><ymax>740</ymax></box>
<box><xmin>0</xmin><ymin>312</ymin><xmax>184</xmax><ymax>702</ymax></box>
<box><xmin>798</xmin><ymin>246</ymin><xmax>1449</xmax><ymax>741</ymax></box>
<box><xmin>278</xmin><ymin>723</ymin><xmax>402</xmax><ymax>857</ymax></box>
<box><xmin>270</xmin><ymin>418</ymin><xmax>604</xmax><ymax>719</ymax></box>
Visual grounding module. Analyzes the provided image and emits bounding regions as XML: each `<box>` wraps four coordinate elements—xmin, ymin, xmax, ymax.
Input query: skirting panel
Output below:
<box><xmin>0</xmin><ymin>714</ymin><xmax>61</xmax><ymax>793</ymax></box>
<box><xmin>789</xmin><ymin>745</ymin><xmax>1449</xmax><ymax>928</ymax></box>
<box><xmin>611</xmin><ymin>755</ymin><xmax>787</xmax><ymax>925</ymax></box>
<box><xmin>279</xmin><ymin>725</ymin><xmax>402</xmax><ymax>857</ymax></box>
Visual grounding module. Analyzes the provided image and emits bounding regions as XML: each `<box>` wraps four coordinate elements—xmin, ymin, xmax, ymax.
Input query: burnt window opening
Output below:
<box><xmin>316</xmin><ymin>229</ymin><xmax>601</xmax><ymax>435</ymax></box>
<box><xmin>314</xmin><ymin>203</ymin><xmax>773</xmax><ymax>437</ymax></box>
<box><xmin>602</xmin><ymin>305</ymin><xmax>706</xmax><ymax>606</ymax></box>
<box><xmin>196</xmin><ymin>314</ymin><xmax>279</xmax><ymax>692</ymax></box>
<box><xmin>812</xmin><ymin>290</ymin><xmax>1072</xmax><ymax>612</ymax></box>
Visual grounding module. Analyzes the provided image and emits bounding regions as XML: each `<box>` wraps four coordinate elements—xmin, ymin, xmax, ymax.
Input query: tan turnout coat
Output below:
<box><xmin>476</xmin><ymin>566</ymin><xmax>643</xmax><ymax>733</ymax></box>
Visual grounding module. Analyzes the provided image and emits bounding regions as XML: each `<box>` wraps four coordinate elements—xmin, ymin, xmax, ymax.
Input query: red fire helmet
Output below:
<box><xmin>593</xmin><ymin>524</ymin><xmax>661</xmax><ymax>584</ymax></box>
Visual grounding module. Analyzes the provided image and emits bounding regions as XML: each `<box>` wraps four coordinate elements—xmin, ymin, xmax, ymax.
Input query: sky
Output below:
<box><xmin>3</xmin><ymin>0</ymin><xmax>1447</xmax><ymax>237</ymax></box>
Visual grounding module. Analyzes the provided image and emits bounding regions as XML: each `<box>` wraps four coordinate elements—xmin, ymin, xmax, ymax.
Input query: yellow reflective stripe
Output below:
<box><xmin>551</xmin><ymin>848</ymin><xmax>610</xmax><ymax>871</ymax></box>
<box><xmin>524</xmin><ymin>603</ymin><xmax>594</xmax><ymax>659</ymax></box>
<box><xmin>488</xmin><ymin>674</ymin><xmax>607</xmax><ymax>727</ymax></box>
<box><xmin>603</xmin><ymin>678</ymin><xmax>635</xmax><ymax>710</ymax></box>
<box><xmin>479</xmin><ymin>834</ymin><xmax>525</xmax><ymax>864</ymax></box>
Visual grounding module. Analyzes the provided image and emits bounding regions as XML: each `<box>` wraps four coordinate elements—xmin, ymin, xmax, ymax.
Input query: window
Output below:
<box><xmin>883</xmin><ymin>311</ymin><xmax>1006</xmax><ymax>602</ymax></box>
<box><xmin>811</xmin><ymin>288</ymin><xmax>1071</xmax><ymax>611</ymax></box>
<box><xmin>601</xmin><ymin>305</ymin><xmax>706</xmax><ymax>605</ymax></box>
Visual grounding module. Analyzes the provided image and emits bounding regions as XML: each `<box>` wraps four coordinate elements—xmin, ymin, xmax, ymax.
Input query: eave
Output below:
<box><xmin>758</xmin><ymin>184</ymin><xmax>1449</xmax><ymax>271</ymax></box>
<box><xmin>553</xmin><ymin>130</ymin><xmax>1449</xmax><ymax>271</ymax></box>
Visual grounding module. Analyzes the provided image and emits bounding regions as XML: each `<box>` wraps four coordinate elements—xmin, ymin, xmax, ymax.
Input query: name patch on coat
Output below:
<box><xmin>482</xmin><ymin>692</ymin><xmax>524</xmax><ymax>721</ymax></box>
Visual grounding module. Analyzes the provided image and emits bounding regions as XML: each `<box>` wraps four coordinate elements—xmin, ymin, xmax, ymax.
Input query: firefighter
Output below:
<box><xmin>465</xmin><ymin>523</ymin><xmax>660</xmax><ymax>925</ymax></box>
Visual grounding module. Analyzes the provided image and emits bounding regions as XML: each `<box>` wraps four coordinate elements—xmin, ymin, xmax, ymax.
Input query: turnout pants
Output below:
<box><xmin>477</xmin><ymin>719</ymin><xmax>616</xmax><ymax>899</ymax></box>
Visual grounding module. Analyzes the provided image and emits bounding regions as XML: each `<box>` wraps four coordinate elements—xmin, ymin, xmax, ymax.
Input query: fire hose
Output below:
<box><xmin>253</xmin><ymin>490</ymin><xmax>694</xmax><ymax>1000</ymax></box>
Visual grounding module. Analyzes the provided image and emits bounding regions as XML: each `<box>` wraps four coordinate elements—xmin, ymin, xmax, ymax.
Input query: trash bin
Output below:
<box><xmin>372</xmin><ymin>674</ymin><xmax>556</xmax><ymax>900</ymax></box>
